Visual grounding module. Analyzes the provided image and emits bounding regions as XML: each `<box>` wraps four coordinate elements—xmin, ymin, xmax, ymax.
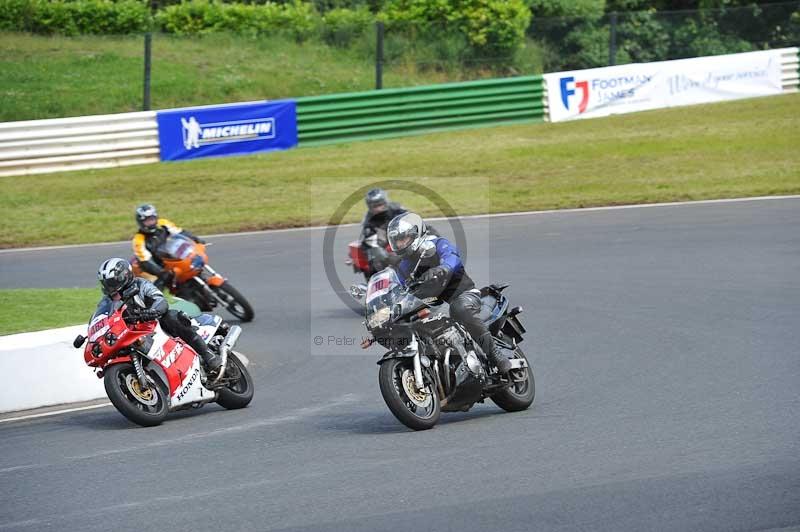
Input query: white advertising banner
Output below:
<box><xmin>544</xmin><ymin>49</ymin><xmax>784</xmax><ymax>122</ymax></box>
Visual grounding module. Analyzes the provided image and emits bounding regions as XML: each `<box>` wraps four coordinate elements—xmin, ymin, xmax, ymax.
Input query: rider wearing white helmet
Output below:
<box><xmin>387</xmin><ymin>213</ymin><xmax>512</xmax><ymax>375</ymax></box>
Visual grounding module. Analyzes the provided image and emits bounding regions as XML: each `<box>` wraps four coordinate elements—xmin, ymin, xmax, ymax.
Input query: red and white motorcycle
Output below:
<box><xmin>74</xmin><ymin>295</ymin><xmax>254</xmax><ymax>427</ymax></box>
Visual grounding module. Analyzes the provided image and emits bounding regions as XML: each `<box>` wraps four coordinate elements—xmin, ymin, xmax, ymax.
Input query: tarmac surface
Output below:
<box><xmin>1</xmin><ymin>198</ymin><xmax>798</xmax><ymax>531</ymax></box>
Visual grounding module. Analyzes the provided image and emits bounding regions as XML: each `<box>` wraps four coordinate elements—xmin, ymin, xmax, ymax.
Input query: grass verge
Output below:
<box><xmin>2</xmin><ymin>93</ymin><xmax>799</xmax><ymax>248</ymax></box>
<box><xmin>0</xmin><ymin>288</ymin><xmax>99</xmax><ymax>335</ymax></box>
<box><xmin>0</xmin><ymin>31</ymin><xmax>539</xmax><ymax>122</ymax></box>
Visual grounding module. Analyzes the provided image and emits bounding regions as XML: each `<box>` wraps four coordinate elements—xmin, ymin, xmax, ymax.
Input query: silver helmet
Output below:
<box><xmin>387</xmin><ymin>212</ymin><xmax>426</xmax><ymax>257</ymax></box>
<box><xmin>98</xmin><ymin>258</ymin><xmax>134</xmax><ymax>297</ymax></box>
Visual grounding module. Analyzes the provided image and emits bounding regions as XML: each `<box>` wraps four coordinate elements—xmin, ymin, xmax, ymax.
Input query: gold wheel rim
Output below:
<box><xmin>125</xmin><ymin>374</ymin><xmax>158</xmax><ymax>406</ymax></box>
<box><xmin>401</xmin><ymin>369</ymin><xmax>431</xmax><ymax>407</ymax></box>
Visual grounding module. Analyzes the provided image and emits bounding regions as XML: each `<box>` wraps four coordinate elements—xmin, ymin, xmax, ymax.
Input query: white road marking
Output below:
<box><xmin>0</xmin><ymin>402</ymin><xmax>112</xmax><ymax>424</ymax></box>
<box><xmin>1</xmin><ymin>194</ymin><xmax>797</xmax><ymax>254</ymax></box>
<box><xmin>0</xmin><ymin>395</ymin><xmax>359</xmax><ymax>476</ymax></box>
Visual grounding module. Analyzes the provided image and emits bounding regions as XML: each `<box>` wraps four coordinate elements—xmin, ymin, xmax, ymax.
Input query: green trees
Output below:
<box><xmin>1</xmin><ymin>0</ymin><xmax>797</xmax><ymax>72</ymax></box>
<box><xmin>527</xmin><ymin>0</ymin><xmax>800</xmax><ymax>71</ymax></box>
<box><xmin>0</xmin><ymin>0</ymin><xmax>151</xmax><ymax>35</ymax></box>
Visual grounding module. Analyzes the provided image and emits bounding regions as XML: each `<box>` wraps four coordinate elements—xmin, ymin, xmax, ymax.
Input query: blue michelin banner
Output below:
<box><xmin>156</xmin><ymin>100</ymin><xmax>297</xmax><ymax>161</ymax></box>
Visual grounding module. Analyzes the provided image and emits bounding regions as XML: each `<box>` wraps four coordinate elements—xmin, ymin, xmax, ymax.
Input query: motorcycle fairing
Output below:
<box><xmin>192</xmin><ymin>313</ymin><xmax>222</xmax><ymax>343</ymax></box>
<box><xmin>442</xmin><ymin>359</ymin><xmax>485</xmax><ymax>412</ymax></box>
<box><xmin>169</xmin><ymin>356</ymin><xmax>212</xmax><ymax>408</ymax></box>
<box><xmin>141</xmin><ymin>323</ymin><xmax>197</xmax><ymax>395</ymax></box>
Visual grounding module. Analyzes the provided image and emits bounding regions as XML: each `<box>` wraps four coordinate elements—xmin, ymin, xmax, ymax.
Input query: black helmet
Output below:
<box><xmin>135</xmin><ymin>204</ymin><xmax>159</xmax><ymax>234</ymax></box>
<box><xmin>98</xmin><ymin>258</ymin><xmax>134</xmax><ymax>297</ymax></box>
<box><xmin>365</xmin><ymin>188</ymin><xmax>389</xmax><ymax>215</ymax></box>
<box><xmin>387</xmin><ymin>212</ymin><xmax>426</xmax><ymax>258</ymax></box>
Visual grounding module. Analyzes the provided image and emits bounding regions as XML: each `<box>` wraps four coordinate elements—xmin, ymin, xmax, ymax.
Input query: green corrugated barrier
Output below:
<box><xmin>296</xmin><ymin>75</ymin><xmax>546</xmax><ymax>147</ymax></box>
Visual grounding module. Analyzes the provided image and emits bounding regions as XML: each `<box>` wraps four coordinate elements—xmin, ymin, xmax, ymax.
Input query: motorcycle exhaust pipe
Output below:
<box><xmin>214</xmin><ymin>325</ymin><xmax>241</xmax><ymax>383</ymax></box>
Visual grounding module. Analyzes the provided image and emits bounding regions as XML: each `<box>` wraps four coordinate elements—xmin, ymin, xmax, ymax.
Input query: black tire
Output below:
<box><xmin>178</xmin><ymin>283</ymin><xmax>213</xmax><ymax>312</ymax></box>
<box><xmin>212</xmin><ymin>282</ymin><xmax>254</xmax><ymax>322</ymax></box>
<box><xmin>104</xmin><ymin>363</ymin><xmax>169</xmax><ymax>427</ymax></box>
<box><xmin>491</xmin><ymin>347</ymin><xmax>535</xmax><ymax>412</ymax></box>
<box><xmin>378</xmin><ymin>358</ymin><xmax>440</xmax><ymax>430</ymax></box>
<box><xmin>216</xmin><ymin>352</ymin><xmax>254</xmax><ymax>410</ymax></box>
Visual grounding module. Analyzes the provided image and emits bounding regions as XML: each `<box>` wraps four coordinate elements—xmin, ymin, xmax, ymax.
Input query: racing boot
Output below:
<box><xmin>188</xmin><ymin>334</ymin><xmax>222</xmax><ymax>376</ymax></box>
<box><xmin>478</xmin><ymin>332</ymin><xmax>512</xmax><ymax>376</ymax></box>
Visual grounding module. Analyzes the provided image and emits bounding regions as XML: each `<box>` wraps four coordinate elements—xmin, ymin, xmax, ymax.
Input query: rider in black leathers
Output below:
<box><xmin>94</xmin><ymin>258</ymin><xmax>222</xmax><ymax>373</ymax></box>
<box><xmin>360</xmin><ymin>188</ymin><xmax>407</xmax><ymax>274</ymax></box>
<box><xmin>387</xmin><ymin>213</ymin><xmax>512</xmax><ymax>375</ymax></box>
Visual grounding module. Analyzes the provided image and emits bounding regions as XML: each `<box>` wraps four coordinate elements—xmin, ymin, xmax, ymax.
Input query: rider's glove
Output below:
<box><xmin>412</xmin><ymin>266</ymin><xmax>449</xmax><ymax>299</ymax></box>
<box><xmin>419</xmin><ymin>266</ymin><xmax>447</xmax><ymax>284</ymax></box>
<box><xmin>138</xmin><ymin>308</ymin><xmax>161</xmax><ymax>322</ymax></box>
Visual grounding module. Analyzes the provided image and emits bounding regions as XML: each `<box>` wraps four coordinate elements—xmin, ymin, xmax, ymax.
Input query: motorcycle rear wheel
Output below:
<box><xmin>216</xmin><ymin>352</ymin><xmax>254</xmax><ymax>410</ymax></box>
<box><xmin>491</xmin><ymin>347</ymin><xmax>535</xmax><ymax>412</ymax></box>
<box><xmin>104</xmin><ymin>363</ymin><xmax>168</xmax><ymax>427</ymax></box>
<box><xmin>211</xmin><ymin>282</ymin><xmax>254</xmax><ymax>322</ymax></box>
<box><xmin>378</xmin><ymin>358</ymin><xmax>440</xmax><ymax>431</ymax></box>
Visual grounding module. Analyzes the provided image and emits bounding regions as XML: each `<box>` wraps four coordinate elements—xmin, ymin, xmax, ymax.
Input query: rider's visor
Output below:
<box><xmin>142</xmin><ymin>215</ymin><xmax>157</xmax><ymax>228</ymax></box>
<box><xmin>393</xmin><ymin>235</ymin><xmax>413</xmax><ymax>251</ymax></box>
<box><xmin>369</xmin><ymin>202</ymin><xmax>387</xmax><ymax>214</ymax></box>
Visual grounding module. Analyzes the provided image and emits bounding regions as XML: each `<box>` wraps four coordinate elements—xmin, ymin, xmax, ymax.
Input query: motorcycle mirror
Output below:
<box><xmin>133</xmin><ymin>294</ymin><xmax>145</xmax><ymax>308</ymax></box>
<box><xmin>73</xmin><ymin>334</ymin><xmax>86</xmax><ymax>349</ymax></box>
<box><xmin>418</xmin><ymin>239</ymin><xmax>437</xmax><ymax>259</ymax></box>
<box><xmin>349</xmin><ymin>284</ymin><xmax>367</xmax><ymax>303</ymax></box>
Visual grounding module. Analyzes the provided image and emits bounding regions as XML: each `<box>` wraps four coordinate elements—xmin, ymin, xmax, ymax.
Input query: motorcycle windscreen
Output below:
<box><xmin>156</xmin><ymin>235</ymin><xmax>195</xmax><ymax>260</ymax></box>
<box><xmin>365</xmin><ymin>269</ymin><xmax>400</xmax><ymax>327</ymax></box>
<box><xmin>87</xmin><ymin>298</ymin><xmax>125</xmax><ymax>338</ymax></box>
<box><xmin>365</xmin><ymin>268</ymin><xmax>425</xmax><ymax>330</ymax></box>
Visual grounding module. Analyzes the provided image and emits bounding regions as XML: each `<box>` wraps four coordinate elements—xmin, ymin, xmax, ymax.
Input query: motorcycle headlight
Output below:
<box><xmin>367</xmin><ymin>307</ymin><xmax>391</xmax><ymax>330</ymax></box>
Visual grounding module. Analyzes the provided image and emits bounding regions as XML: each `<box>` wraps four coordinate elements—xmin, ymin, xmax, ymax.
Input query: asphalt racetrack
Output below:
<box><xmin>1</xmin><ymin>198</ymin><xmax>798</xmax><ymax>531</ymax></box>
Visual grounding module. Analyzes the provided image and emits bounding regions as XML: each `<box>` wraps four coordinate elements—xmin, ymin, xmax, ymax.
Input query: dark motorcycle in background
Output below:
<box><xmin>347</xmin><ymin>227</ymin><xmax>396</xmax><ymax>281</ymax></box>
<box><xmin>350</xmin><ymin>243</ymin><xmax>534</xmax><ymax>430</ymax></box>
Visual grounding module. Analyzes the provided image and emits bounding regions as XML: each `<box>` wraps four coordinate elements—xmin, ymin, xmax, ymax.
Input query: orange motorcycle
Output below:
<box><xmin>131</xmin><ymin>234</ymin><xmax>254</xmax><ymax>322</ymax></box>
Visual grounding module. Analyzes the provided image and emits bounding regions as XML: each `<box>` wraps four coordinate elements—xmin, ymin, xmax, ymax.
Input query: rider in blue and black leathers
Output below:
<box><xmin>388</xmin><ymin>213</ymin><xmax>512</xmax><ymax>375</ymax></box>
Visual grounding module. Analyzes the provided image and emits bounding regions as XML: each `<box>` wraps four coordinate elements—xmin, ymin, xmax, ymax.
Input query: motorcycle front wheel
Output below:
<box><xmin>216</xmin><ymin>352</ymin><xmax>255</xmax><ymax>410</ymax></box>
<box><xmin>104</xmin><ymin>363</ymin><xmax>168</xmax><ymax>427</ymax></box>
<box><xmin>210</xmin><ymin>282</ymin><xmax>254</xmax><ymax>322</ymax></box>
<box><xmin>491</xmin><ymin>347</ymin><xmax>535</xmax><ymax>412</ymax></box>
<box><xmin>378</xmin><ymin>358</ymin><xmax>440</xmax><ymax>431</ymax></box>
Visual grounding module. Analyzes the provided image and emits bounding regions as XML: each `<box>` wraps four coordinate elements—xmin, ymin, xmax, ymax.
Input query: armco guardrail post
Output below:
<box><xmin>375</xmin><ymin>21</ymin><xmax>384</xmax><ymax>90</ymax></box>
<box><xmin>143</xmin><ymin>32</ymin><xmax>152</xmax><ymax>111</ymax></box>
<box><xmin>609</xmin><ymin>12</ymin><xmax>618</xmax><ymax>66</ymax></box>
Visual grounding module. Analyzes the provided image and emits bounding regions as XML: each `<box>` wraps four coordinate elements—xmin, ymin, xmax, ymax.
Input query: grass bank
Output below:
<box><xmin>0</xmin><ymin>288</ymin><xmax>98</xmax><ymax>335</ymax></box>
<box><xmin>0</xmin><ymin>31</ymin><xmax>540</xmax><ymax>122</ymax></box>
<box><xmin>2</xmin><ymin>93</ymin><xmax>799</xmax><ymax>248</ymax></box>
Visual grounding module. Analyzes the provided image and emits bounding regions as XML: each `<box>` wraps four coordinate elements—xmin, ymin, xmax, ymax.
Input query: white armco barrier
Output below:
<box><xmin>781</xmin><ymin>47</ymin><xmax>799</xmax><ymax>92</ymax></box>
<box><xmin>0</xmin><ymin>325</ymin><xmax>105</xmax><ymax>413</ymax></box>
<box><xmin>544</xmin><ymin>47</ymin><xmax>799</xmax><ymax>122</ymax></box>
<box><xmin>0</xmin><ymin>111</ymin><xmax>159</xmax><ymax>177</ymax></box>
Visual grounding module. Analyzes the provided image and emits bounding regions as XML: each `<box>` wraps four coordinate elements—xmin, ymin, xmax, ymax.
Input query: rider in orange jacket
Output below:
<box><xmin>132</xmin><ymin>204</ymin><xmax>204</xmax><ymax>287</ymax></box>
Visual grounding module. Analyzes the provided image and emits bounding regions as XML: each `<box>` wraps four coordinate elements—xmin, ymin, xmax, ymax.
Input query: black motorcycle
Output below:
<box><xmin>351</xmin><ymin>246</ymin><xmax>534</xmax><ymax>430</ymax></box>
